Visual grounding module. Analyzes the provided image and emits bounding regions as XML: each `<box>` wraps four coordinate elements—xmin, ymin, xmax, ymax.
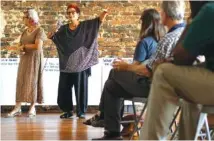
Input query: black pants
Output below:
<box><xmin>57</xmin><ymin>69</ymin><xmax>90</xmax><ymax>115</ymax></box>
<box><xmin>99</xmin><ymin>69</ymin><xmax>151</xmax><ymax>132</ymax></box>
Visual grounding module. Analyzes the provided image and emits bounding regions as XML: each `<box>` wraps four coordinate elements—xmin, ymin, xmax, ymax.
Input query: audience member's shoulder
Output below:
<box><xmin>159</xmin><ymin>27</ymin><xmax>184</xmax><ymax>44</ymax></box>
<box><xmin>167</xmin><ymin>27</ymin><xmax>185</xmax><ymax>37</ymax></box>
<box><xmin>159</xmin><ymin>34</ymin><xmax>171</xmax><ymax>44</ymax></box>
<box><xmin>142</xmin><ymin>36</ymin><xmax>157</xmax><ymax>44</ymax></box>
<box><xmin>203</xmin><ymin>2</ymin><xmax>214</xmax><ymax>12</ymax></box>
<box><xmin>195</xmin><ymin>2</ymin><xmax>214</xmax><ymax>18</ymax></box>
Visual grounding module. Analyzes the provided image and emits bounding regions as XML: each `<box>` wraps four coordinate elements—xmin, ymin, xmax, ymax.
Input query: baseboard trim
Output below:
<box><xmin>1</xmin><ymin>105</ymin><xmax>141</xmax><ymax>113</ymax></box>
<box><xmin>1</xmin><ymin>105</ymin><xmax>99</xmax><ymax>113</ymax></box>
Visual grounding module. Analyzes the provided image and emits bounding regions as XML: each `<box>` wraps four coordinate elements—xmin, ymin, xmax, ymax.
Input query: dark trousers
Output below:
<box><xmin>57</xmin><ymin>69</ymin><xmax>90</xmax><ymax>115</ymax></box>
<box><xmin>99</xmin><ymin>69</ymin><xmax>151</xmax><ymax>132</ymax></box>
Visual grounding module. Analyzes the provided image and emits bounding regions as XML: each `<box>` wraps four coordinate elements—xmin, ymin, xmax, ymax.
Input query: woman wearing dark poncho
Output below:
<box><xmin>48</xmin><ymin>4</ymin><xmax>108</xmax><ymax>118</ymax></box>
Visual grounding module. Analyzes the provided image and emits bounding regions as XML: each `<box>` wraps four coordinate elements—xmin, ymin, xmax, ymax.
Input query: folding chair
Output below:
<box><xmin>194</xmin><ymin>105</ymin><xmax>214</xmax><ymax>140</ymax></box>
<box><xmin>170</xmin><ymin>107</ymin><xmax>181</xmax><ymax>140</ymax></box>
<box><xmin>211</xmin><ymin>128</ymin><xmax>214</xmax><ymax>139</ymax></box>
<box><xmin>121</xmin><ymin>98</ymin><xmax>184</xmax><ymax>140</ymax></box>
<box><xmin>120</xmin><ymin>97</ymin><xmax>148</xmax><ymax>140</ymax></box>
<box><xmin>170</xmin><ymin>105</ymin><xmax>214</xmax><ymax>140</ymax></box>
<box><xmin>129</xmin><ymin>105</ymin><xmax>181</xmax><ymax>140</ymax></box>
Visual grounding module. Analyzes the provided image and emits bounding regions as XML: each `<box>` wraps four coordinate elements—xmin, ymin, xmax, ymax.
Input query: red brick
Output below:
<box><xmin>1</xmin><ymin>1</ymin><xmax>190</xmax><ymax>58</ymax></box>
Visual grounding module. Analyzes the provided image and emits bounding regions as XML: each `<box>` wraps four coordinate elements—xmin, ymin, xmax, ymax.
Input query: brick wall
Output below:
<box><xmin>1</xmin><ymin>1</ymin><xmax>190</xmax><ymax>58</ymax></box>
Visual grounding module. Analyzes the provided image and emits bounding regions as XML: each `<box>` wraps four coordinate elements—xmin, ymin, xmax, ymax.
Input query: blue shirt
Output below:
<box><xmin>133</xmin><ymin>36</ymin><xmax>157</xmax><ymax>62</ymax></box>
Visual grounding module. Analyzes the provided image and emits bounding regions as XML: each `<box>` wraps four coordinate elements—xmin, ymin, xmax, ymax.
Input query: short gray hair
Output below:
<box><xmin>162</xmin><ymin>0</ymin><xmax>185</xmax><ymax>21</ymax></box>
<box><xmin>26</xmin><ymin>8</ymin><xmax>39</xmax><ymax>24</ymax></box>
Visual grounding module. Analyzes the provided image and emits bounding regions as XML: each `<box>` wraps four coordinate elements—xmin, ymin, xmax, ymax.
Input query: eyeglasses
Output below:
<box><xmin>67</xmin><ymin>10</ymin><xmax>76</xmax><ymax>15</ymax></box>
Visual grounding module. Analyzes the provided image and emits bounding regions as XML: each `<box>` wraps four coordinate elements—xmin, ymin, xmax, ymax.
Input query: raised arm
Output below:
<box><xmin>99</xmin><ymin>9</ymin><xmax>108</xmax><ymax>22</ymax></box>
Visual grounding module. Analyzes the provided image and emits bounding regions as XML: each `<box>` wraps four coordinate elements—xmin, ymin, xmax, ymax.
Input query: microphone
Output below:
<box><xmin>48</xmin><ymin>19</ymin><xmax>63</xmax><ymax>33</ymax></box>
<box><xmin>56</xmin><ymin>19</ymin><xmax>63</xmax><ymax>31</ymax></box>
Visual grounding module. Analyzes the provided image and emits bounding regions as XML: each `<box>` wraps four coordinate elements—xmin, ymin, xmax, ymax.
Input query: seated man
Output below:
<box><xmin>140</xmin><ymin>1</ymin><xmax>214</xmax><ymax>140</ymax></box>
<box><xmin>92</xmin><ymin>0</ymin><xmax>186</xmax><ymax>140</ymax></box>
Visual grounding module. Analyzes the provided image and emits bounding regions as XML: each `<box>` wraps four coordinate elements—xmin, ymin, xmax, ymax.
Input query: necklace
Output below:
<box><xmin>26</xmin><ymin>26</ymin><xmax>38</xmax><ymax>35</ymax></box>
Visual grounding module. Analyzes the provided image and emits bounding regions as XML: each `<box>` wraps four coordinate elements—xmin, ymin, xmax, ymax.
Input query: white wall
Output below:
<box><xmin>0</xmin><ymin>58</ymin><xmax>133</xmax><ymax>105</ymax></box>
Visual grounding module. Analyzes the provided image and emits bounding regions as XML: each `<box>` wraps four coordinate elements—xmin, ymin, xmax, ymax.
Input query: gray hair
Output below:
<box><xmin>162</xmin><ymin>0</ymin><xmax>185</xmax><ymax>21</ymax></box>
<box><xmin>26</xmin><ymin>8</ymin><xmax>39</xmax><ymax>24</ymax></box>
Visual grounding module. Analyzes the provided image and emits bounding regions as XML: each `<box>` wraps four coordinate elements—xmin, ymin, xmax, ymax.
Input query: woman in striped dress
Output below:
<box><xmin>6</xmin><ymin>8</ymin><xmax>46</xmax><ymax>118</ymax></box>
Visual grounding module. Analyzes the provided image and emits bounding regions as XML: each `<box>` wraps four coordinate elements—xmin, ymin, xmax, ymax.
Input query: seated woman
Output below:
<box><xmin>83</xmin><ymin>8</ymin><xmax>166</xmax><ymax>127</ymax></box>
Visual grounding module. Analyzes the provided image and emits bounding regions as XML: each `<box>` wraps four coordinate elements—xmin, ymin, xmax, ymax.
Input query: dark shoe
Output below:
<box><xmin>60</xmin><ymin>112</ymin><xmax>73</xmax><ymax>119</ymax></box>
<box><xmin>91</xmin><ymin>119</ymin><xmax>105</xmax><ymax>127</ymax></box>
<box><xmin>83</xmin><ymin>119</ymin><xmax>92</xmax><ymax>125</ymax></box>
<box><xmin>83</xmin><ymin>114</ymin><xmax>101</xmax><ymax>125</ymax></box>
<box><xmin>92</xmin><ymin>135</ymin><xmax>123</xmax><ymax>140</ymax></box>
<box><xmin>92</xmin><ymin>131</ymin><xmax>123</xmax><ymax>140</ymax></box>
<box><xmin>77</xmin><ymin>114</ymin><xmax>86</xmax><ymax>119</ymax></box>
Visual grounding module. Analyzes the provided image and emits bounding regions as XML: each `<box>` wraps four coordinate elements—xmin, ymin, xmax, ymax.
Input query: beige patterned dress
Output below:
<box><xmin>16</xmin><ymin>27</ymin><xmax>46</xmax><ymax>104</ymax></box>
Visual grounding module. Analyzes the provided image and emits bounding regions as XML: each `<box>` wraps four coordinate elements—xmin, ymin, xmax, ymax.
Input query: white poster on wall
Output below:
<box><xmin>0</xmin><ymin>58</ymin><xmax>132</xmax><ymax>105</ymax></box>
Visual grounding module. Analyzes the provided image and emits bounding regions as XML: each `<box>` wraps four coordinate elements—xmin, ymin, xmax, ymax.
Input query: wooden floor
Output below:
<box><xmin>2</xmin><ymin>113</ymin><xmax>214</xmax><ymax>140</ymax></box>
<box><xmin>1</xmin><ymin>113</ymin><xmax>107</xmax><ymax>140</ymax></box>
